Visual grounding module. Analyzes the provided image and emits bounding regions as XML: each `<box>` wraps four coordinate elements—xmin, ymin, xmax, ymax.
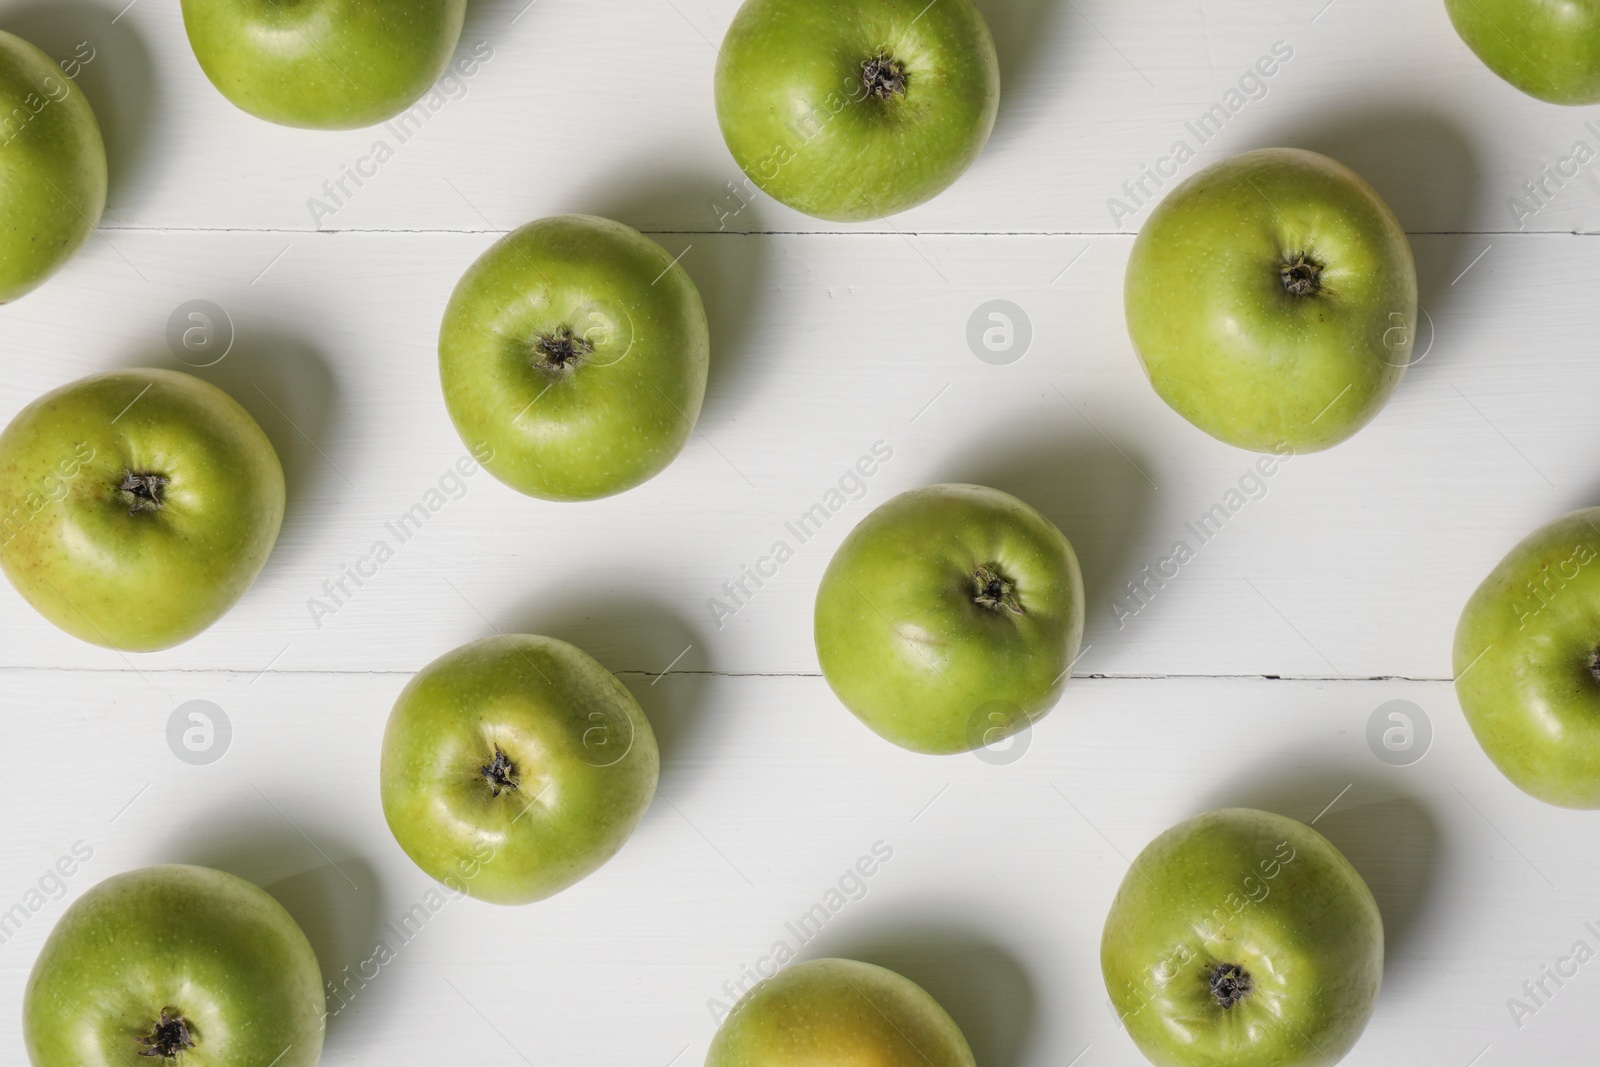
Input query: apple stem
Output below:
<box><xmin>118</xmin><ymin>470</ymin><xmax>169</xmax><ymax>514</ymax></box>
<box><xmin>972</xmin><ymin>564</ymin><xmax>1024</xmax><ymax>615</ymax></box>
<box><xmin>138</xmin><ymin>1008</ymin><xmax>196</xmax><ymax>1058</ymax></box>
<box><xmin>1208</xmin><ymin>962</ymin><xmax>1253</xmax><ymax>1009</ymax></box>
<box><xmin>532</xmin><ymin>327</ymin><xmax>593</xmax><ymax>370</ymax></box>
<box><xmin>861</xmin><ymin>53</ymin><xmax>908</xmax><ymax>100</ymax></box>
<box><xmin>1279</xmin><ymin>253</ymin><xmax>1324</xmax><ymax>296</ymax></box>
<box><xmin>481</xmin><ymin>745</ymin><xmax>521</xmax><ymax>797</ymax></box>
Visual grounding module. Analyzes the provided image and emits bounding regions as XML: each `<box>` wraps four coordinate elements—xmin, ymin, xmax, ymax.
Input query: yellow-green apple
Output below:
<box><xmin>0</xmin><ymin>369</ymin><xmax>285</xmax><ymax>651</ymax></box>
<box><xmin>1125</xmin><ymin>148</ymin><xmax>1417</xmax><ymax>453</ymax></box>
<box><xmin>814</xmin><ymin>483</ymin><xmax>1083</xmax><ymax>754</ymax></box>
<box><xmin>439</xmin><ymin>215</ymin><xmax>710</xmax><ymax>501</ymax></box>
<box><xmin>380</xmin><ymin>634</ymin><xmax>660</xmax><ymax>904</ymax></box>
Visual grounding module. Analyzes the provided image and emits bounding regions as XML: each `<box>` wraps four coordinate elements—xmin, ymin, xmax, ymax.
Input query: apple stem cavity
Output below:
<box><xmin>480</xmin><ymin>745</ymin><xmax>521</xmax><ymax>797</ymax></box>
<box><xmin>1207</xmin><ymin>962</ymin><xmax>1254</xmax><ymax>1009</ymax></box>
<box><xmin>118</xmin><ymin>470</ymin><xmax>169</xmax><ymax>514</ymax></box>
<box><xmin>972</xmin><ymin>564</ymin><xmax>1024</xmax><ymax>615</ymax></box>
<box><xmin>138</xmin><ymin>1008</ymin><xmax>196</xmax><ymax>1059</ymax></box>
<box><xmin>861</xmin><ymin>52</ymin><xmax>908</xmax><ymax>100</ymax></box>
<box><xmin>532</xmin><ymin>326</ymin><xmax>593</xmax><ymax>371</ymax></box>
<box><xmin>1279</xmin><ymin>252</ymin><xmax>1324</xmax><ymax>296</ymax></box>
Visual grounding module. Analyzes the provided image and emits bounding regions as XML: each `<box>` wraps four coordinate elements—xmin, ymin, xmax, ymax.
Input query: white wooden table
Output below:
<box><xmin>0</xmin><ymin>0</ymin><xmax>1594</xmax><ymax>1063</ymax></box>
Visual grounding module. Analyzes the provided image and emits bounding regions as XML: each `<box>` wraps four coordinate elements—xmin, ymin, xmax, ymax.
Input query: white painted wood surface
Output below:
<box><xmin>0</xmin><ymin>0</ymin><xmax>1594</xmax><ymax>1064</ymax></box>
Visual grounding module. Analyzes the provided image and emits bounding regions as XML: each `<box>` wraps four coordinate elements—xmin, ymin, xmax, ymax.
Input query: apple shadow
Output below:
<box><xmin>161</xmin><ymin>811</ymin><xmax>391</xmax><ymax>1051</ymax></box>
<box><xmin>461</xmin><ymin>0</ymin><xmax>511</xmax><ymax>50</ymax></box>
<box><xmin>3</xmin><ymin>0</ymin><xmax>159</xmax><ymax>215</ymax></box>
<box><xmin>119</xmin><ymin>322</ymin><xmax>345</xmax><ymax>573</ymax></box>
<box><xmin>585</xmin><ymin>170</ymin><xmax>772</xmax><ymax>436</ymax></box>
<box><xmin>495</xmin><ymin>589</ymin><xmax>714</xmax><ymax>797</ymax></box>
<box><xmin>934</xmin><ymin>425</ymin><xmax>1158</xmax><ymax>656</ymax></box>
<box><xmin>1197</xmin><ymin>751</ymin><xmax>1444</xmax><ymax>993</ymax></box>
<box><xmin>818</xmin><ymin>920</ymin><xmax>1038</xmax><ymax>1067</ymax></box>
<box><xmin>1249</xmin><ymin>109</ymin><xmax>1481</xmax><ymax>383</ymax></box>
<box><xmin>971</xmin><ymin>0</ymin><xmax>1064</xmax><ymax>151</ymax></box>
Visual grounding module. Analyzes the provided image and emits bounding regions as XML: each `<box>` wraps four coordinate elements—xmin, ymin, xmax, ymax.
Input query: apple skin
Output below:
<box><xmin>24</xmin><ymin>865</ymin><xmax>324</xmax><ymax>1067</ymax></box>
<box><xmin>180</xmin><ymin>0</ymin><xmax>466</xmax><ymax>129</ymax></box>
<box><xmin>0</xmin><ymin>30</ymin><xmax>107</xmax><ymax>303</ymax></box>
<box><xmin>707</xmin><ymin>958</ymin><xmax>975</xmax><ymax>1067</ymax></box>
<box><xmin>1125</xmin><ymin>148</ymin><xmax>1416</xmax><ymax>453</ymax></box>
<box><xmin>814</xmin><ymin>483</ymin><xmax>1084</xmax><ymax>755</ymax></box>
<box><xmin>439</xmin><ymin>214</ymin><xmax>710</xmax><ymax>501</ymax></box>
<box><xmin>714</xmin><ymin>0</ymin><xmax>999</xmax><ymax>221</ymax></box>
<box><xmin>1453</xmin><ymin>507</ymin><xmax>1600</xmax><ymax>807</ymax></box>
<box><xmin>1102</xmin><ymin>808</ymin><xmax>1383</xmax><ymax>1067</ymax></box>
<box><xmin>381</xmin><ymin>634</ymin><xmax>660</xmax><ymax>905</ymax></box>
<box><xmin>0</xmin><ymin>369</ymin><xmax>285</xmax><ymax>652</ymax></box>
<box><xmin>1445</xmin><ymin>0</ymin><xmax>1600</xmax><ymax>104</ymax></box>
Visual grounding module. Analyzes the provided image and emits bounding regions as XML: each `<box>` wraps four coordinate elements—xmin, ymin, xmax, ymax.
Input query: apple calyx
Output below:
<box><xmin>861</xmin><ymin>52</ymin><xmax>908</xmax><ymax>100</ymax></box>
<box><xmin>138</xmin><ymin>1008</ymin><xmax>196</xmax><ymax>1059</ymax></box>
<box><xmin>972</xmin><ymin>564</ymin><xmax>1024</xmax><ymax>615</ymax></box>
<box><xmin>118</xmin><ymin>470</ymin><xmax>169</xmax><ymax>514</ymax></box>
<box><xmin>1586</xmin><ymin>647</ymin><xmax>1600</xmax><ymax>684</ymax></box>
<box><xmin>532</xmin><ymin>327</ymin><xmax>594</xmax><ymax>371</ymax></box>
<box><xmin>1207</xmin><ymin>962</ymin><xmax>1253</xmax><ymax>1009</ymax></box>
<box><xmin>1279</xmin><ymin>253</ymin><xmax>1324</xmax><ymax>296</ymax></box>
<box><xmin>480</xmin><ymin>745</ymin><xmax>521</xmax><ymax>797</ymax></box>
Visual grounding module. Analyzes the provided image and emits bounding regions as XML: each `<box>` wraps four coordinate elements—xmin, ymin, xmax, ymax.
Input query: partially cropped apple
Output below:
<box><xmin>181</xmin><ymin>0</ymin><xmax>466</xmax><ymax>128</ymax></box>
<box><xmin>1454</xmin><ymin>507</ymin><xmax>1600</xmax><ymax>807</ymax></box>
<box><xmin>0</xmin><ymin>30</ymin><xmax>107</xmax><ymax>303</ymax></box>
<box><xmin>715</xmin><ymin>0</ymin><xmax>999</xmax><ymax>221</ymax></box>
<box><xmin>381</xmin><ymin>634</ymin><xmax>660</xmax><ymax>904</ymax></box>
<box><xmin>707</xmin><ymin>958</ymin><xmax>975</xmax><ymax>1067</ymax></box>
<box><xmin>25</xmin><ymin>865</ymin><xmax>324</xmax><ymax>1067</ymax></box>
<box><xmin>439</xmin><ymin>215</ymin><xmax>710</xmax><ymax>501</ymax></box>
<box><xmin>815</xmin><ymin>483</ymin><xmax>1084</xmax><ymax>754</ymax></box>
<box><xmin>1102</xmin><ymin>808</ymin><xmax>1383</xmax><ymax>1067</ymax></box>
<box><xmin>1445</xmin><ymin>0</ymin><xmax>1600</xmax><ymax>104</ymax></box>
<box><xmin>0</xmin><ymin>369</ymin><xmax>285</xmax><ymax>651</ymax></box>
<box><xmin>1126</xmin><ymin>148</ymin><xmax>1417</xmax><ymax>453</ymax></box>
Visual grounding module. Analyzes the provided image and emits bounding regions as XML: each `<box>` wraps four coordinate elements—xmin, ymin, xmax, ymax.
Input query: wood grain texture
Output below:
<box><xmin>0</xmin><ymin>0</ymin><xmax>1596</xmax><ymax>1063</ymax></box>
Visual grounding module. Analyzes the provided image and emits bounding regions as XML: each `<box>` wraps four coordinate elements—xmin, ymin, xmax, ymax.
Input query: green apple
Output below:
<box><xmin>1454</xmin><ymin>507</ymin><xmax>1600</xmax><ymax>807</ymax></box>
<box><xmin>0</xmin><ymin>369</ymin><xmax>285</xmax><ymax>651</ymax></box>
<box><xmin>180</xmin><ymin>0</ymin><xmax>466</xmax><ymax>129</ymax></box>
<box><xmin>1102</xmin><ymin>808</ymin><xmax>1383</xmax><ymax>1067</ymax></box>
<box><xmin>439</xmin><ymin>215</ymin><xmax>710</xmax><ymax>502</ymax></box>
<box><xmin>707</xmin><ymin>958</ymin><xmax>975</xmax><ymax>1067</ymax></box>
<box><xmin>814</xmin><ymin>483</ymin><xmax>1083</xmax><ymax>755</ymax></box>
<box><xmin>714</xmin><ymin>0</ymin><xmax>999</xmax><ymax>221</ymax></box>
<box><xmin>0</xmin><ymin>30</ymin><xmax>106</xmax><ymax>303</ymax></box>
<box><xmin>381</xmin><ymin>634</ymin><xmax>660</xmax><ymax>905</ymax></box>
<box><xmin>1445</xmin><ymin>0</ymin><xmax>1600</xmax><ymax>104</ymax></box>
<box><xmin>24</xmin><ymin>865</ymin><xmax>323</xmax><ymax>1067</ymax></box>
<box><xmin>1125</xmin><ymin>148</ymin><xmax>1417</xmax><ymax>453</ymax></box>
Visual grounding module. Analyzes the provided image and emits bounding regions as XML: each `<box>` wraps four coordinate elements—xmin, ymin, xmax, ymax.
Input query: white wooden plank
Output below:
<box><xmin>0</xmin><ymin>671</ymin><xmax>1579</xmax><ymax>1066</ymax></box>
<box><xmin>0</xmin><ymin>229</ymin><xmax>1588</xmax><ymax>677</ymax></box>
<box><xmin>6</xmin><ymin>0</ymin><xmax>1600</xmax><ymax>235</ymax></box>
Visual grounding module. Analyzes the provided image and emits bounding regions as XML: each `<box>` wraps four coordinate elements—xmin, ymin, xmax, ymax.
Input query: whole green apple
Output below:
<box><xmin>0</xmin><ymin>369</ymin><xmax>285</xmax><ymax>651</ymax></box>
<box><xmin>1445</xmin><ymin>0</ymin><xmax>1600</xmax><ymax>104</ymax></box>
<box><xmin>814</xmin><ymin>483</ymin><xmax>1084</xmax><ymax>754</ymax></box>
<box><xmin>1125</xmin><ymin>148</ymin><xmax>1417</xmax><ymax>453</ymax></box>
<box><xmin>439</xmin><ymin>215</ymin><xmax>710</xmax><ymax>501</ymax></box>
<box><xmin>0</xmin><ymin>30</ymin><xmax>106</xmax><ymax>303</ymax></box>
<box><xmin>180</xmin><ymin>0</ymin><xmax>466</xmax><ymax>129</ymax></box>
<box><xmin>381</xmin><ymin>634</ymin><xmax>660</xmax><ymax>905</ymax></box>
<box><xmin>1102</xmin><ymin>808</ymin><xmax>1383</xmax><ymax>1067</ymax></box>
<box><xmin>714</xmin><ymin>0</ymin><xmax>999</xmax><ymax>221</ymax></box>
<box><xmin>24</xmin><ymin>865</ymin><xmax>324</xmax><ymax>1067</ymax></box>
<box><xmin>707</xmin><ymin>958</ymin><xmax>975</xmax><ymax>1067</ymax></box>
<box><xmin>1454</xmin><ymin>507</ymin><xmax>1600</xmax><ymax>807</ymax></box>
